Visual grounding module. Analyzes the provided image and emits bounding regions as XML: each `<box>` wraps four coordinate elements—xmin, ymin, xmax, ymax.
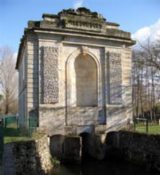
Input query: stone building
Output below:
<box><xmin>16</xmin><ymin>8</ymin><xmax>135</xmax><ymax>136</ymax></box>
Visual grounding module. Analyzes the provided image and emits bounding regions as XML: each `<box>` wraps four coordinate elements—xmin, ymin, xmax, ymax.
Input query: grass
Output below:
<box><xmin>3</xmin><ymin>123</ymin><xmax>30</xmax><ymax>144</ymax></box>
<box><xmin>135</xmin><ymin>123</ymin><xmax>160</xmax><ymax>134</ymax></box>
<box><xmin>3</xmin><ymin>123</ymin><xmax>44</xmax><ymax>144</ymax></box>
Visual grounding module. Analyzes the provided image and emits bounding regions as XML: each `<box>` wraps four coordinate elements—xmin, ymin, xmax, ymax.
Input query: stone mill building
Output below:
<box><xmin>16</xmin><ymin>8</ymin><xmax>135</xmax><ymax>135</ymax></box>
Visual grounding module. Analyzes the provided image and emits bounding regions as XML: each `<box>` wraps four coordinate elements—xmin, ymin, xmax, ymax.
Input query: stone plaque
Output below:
<box><xmin>42</xmin><ymin>47</ymin><xmax>59</xmax><ymax>104</ymax></box>
<box><xmin>108</xmin><ymin>52</ymin><xmax>122</xmax><ymax>104</ymax></box>
<box><xmin>65</xmin><ymin>20</ymin><xmax>104</xmax><ymax>32</ymax></box>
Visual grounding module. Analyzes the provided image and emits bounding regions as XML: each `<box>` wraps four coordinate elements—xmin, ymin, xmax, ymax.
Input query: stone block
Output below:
<box><xmin>62</xmin><ymin>136</ymin><xmax>81</xmax><ymax>164</ymax></box>
<box><xmin>50</xmin><ymin>135</ymin><xmax>65</xmax><ymax>161</ymax></box>
<box><xmin>50</xmin><ymin>135</ymin><xmax>81</xmax><ymax>164</ymax></box>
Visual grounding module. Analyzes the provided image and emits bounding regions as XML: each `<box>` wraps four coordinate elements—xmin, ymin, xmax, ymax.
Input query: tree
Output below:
<box><xmin>0</xmin><ymin>47</ymin><xmax>18</xmax><ymax>114</ymax></box>
<box><xmin>132</xmin><ymin>38</ymin><xmax>160</xmax><ymax>121</ymax></box>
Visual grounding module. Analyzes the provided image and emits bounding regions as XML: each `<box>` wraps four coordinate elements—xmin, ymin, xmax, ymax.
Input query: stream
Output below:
<box><xmin>52</xmin><ymin>160</ymin><xmax>159</xmax><ymax>175</ymax></box>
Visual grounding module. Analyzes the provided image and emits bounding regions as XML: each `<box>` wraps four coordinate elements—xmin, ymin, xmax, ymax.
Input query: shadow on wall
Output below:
<box><xmin>50</xmin><ymin>134</ymin><xmax>86</xmax><ymax>163</ymax></box>
<box><xmin>49</xmin><ymin>132</ymin><xmax>106</xmax><ymax>164</ymax></box>
<box><xmin>50</xmin><ymin>134</ymin><xmax>81</xmax><ymax>164</ymax></box>
<box><xmin>39</xmin><ymin>107</ymin><xmax>66</xmax><ymax>135</ymax></box>
<box><xmin>105</xmin><ymin>131</ymin><xmax>160</xmax><ymax>172</ymax></box>
<box><xmin>106</xmin><ymin>103</ymin><xmax>133</xmax><ymax>132</ymax></box>
<box><xmin>79</xmin><ymin>132</ymin><xmax>92</xmax><ymax>159</ymax></box>
<box><xmin>12</xmin><ymin>136</ymin><xmax>52</xmax><ymax>175</ymax></box>
<box><xmin>14</xmin><ymin>141</ymin><xmax>44</xmax><ymax>175</ymax></box>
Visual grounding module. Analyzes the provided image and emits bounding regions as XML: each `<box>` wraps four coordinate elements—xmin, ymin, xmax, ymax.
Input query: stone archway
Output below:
<box><xmin>65</xmin><ymin>48</ymin><xmax>102</xmax><ymax>126</ymax></box>
<box><xmin>66</xmin><ymin>48</ymin><xmax>101</xmax><ymax>107</ymax></box>
<box><xmin>74</xmin><ymin>54</ymin><xmax>98</xmax><ymax>106</ymax></box>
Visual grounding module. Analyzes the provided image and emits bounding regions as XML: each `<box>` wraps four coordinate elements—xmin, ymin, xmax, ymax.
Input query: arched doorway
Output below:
<box><xmin>74</xmin><ymin>54</ymin><xmax>97</xmax><ymax>106</ymax></box>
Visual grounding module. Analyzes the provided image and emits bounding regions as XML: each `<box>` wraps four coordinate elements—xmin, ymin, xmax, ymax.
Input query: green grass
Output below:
<box><xmin>3</xmin><ymin>123</ymin><xmax>44</xmax><ymax>144</ymax></box>
<box><xmin>4</xmin><ymin>124</ymin><xmax>31</xmax><ymax>144</ymax></box>
<box><xmin>135</xmin><ymin>124</ymin><xmax>160</xmax><ymax>134</ymax></box>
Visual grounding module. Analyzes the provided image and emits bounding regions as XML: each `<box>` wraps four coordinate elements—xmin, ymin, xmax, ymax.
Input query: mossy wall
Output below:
<box><xmin>105</xmin><ymin>131</ymin><xmax>160</xmax><ymax>172</ymax></box>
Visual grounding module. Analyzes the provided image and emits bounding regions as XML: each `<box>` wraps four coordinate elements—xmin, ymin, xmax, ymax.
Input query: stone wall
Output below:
<box><xmin>67</xmin><ymin>107</ymin><xmax>102</xmax><ymax>126</ymax></box>
<box><xmin>39</xmin><ymin>106</ymin><xmax>105</xmax><ymax>136</ymax></box>
<box><xmin>39</xmin><ymin>104</ymin><xmax>132</xmax><ymax>136</ymax></box>
<box><xmin>39</xmin><ymin>107</ymin><xmax>65</xmax><ymax>136</ymax></box>
<box><xmin>41</xmin><ymin>47</ymin><xmax>59</xmax><ymax>104</ymax></box>
<box><xmin>80</xmin><ymin>133</ymin><xmax>106</xmax><ymax>160</ymax></box>
<box><xmin>105</xmin><ymin>131</ymin><xmax>160</xmax><ymax>172</ymax></box>
<box><xmin>50</xmin><ymin>135</ymin><xmax>81</xmax><ymax>164</ymax></box>
<box><xmin>49</xmin><ymin>133</ymin><xmax>108</xmax><ymax>163</ymax></box>
<box><xmin>12</xmin><ymin>135</ymin><xmax>52</xmax><ymax>175</ymax></box>
<box><xmin>106</xmin><ymin>105</ymin><xmax>132</xmax><ymax>132</ymax></box>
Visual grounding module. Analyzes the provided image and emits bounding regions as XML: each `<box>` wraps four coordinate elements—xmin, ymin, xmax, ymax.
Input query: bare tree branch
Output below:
<box><xmin>0</xmin><ymin>46</ymin><xmax>18</xmax><ymax>114</ymax></box>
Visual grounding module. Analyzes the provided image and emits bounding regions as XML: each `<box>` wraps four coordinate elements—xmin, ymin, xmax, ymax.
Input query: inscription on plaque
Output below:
<box><xmin>42</xmin><ymin>47</ymin><xmax>59</xmax><ymax>104</ymax></box>
<box><xmin>65</xmin><ymin>20</ymin><xmax>104</xmax><ymax>32</ymax></box>
<box><xmin>108</xmin><ymin>52</ymin><xmax>122</xmax><ymax>104</ymax></box>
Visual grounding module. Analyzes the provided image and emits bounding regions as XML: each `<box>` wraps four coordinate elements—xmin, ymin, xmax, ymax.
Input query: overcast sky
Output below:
<box><xmin>0</xmin><ymin>0</ymin><xmax>160</xmax><ymax>52</ymax></box>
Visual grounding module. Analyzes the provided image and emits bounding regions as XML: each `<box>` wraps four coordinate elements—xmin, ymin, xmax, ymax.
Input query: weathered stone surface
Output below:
<box><xmin>63</xmin><ymin>136</ymin><xmax>81</xmax><ymax>164</ymax></box>
<box><xmin>105</xmin><ymin>131</ymin><xmax>160</xmax><ymax>172</ymax></box>
<box><xmin>16</xmin><ymin>8</ymin><xmax>135</xmax><ymax>135</ymax></box>
<box><xmin>39</xmin><ymin>107</ymin><xmax>65</xmax><ymax>136</ymax></box>
<box><xmin>50</xmin><ymin>135</ymin><xmax>65</xmax><ymax>161</ymax></box>
<box><xmin>106</xmin><ymin>105</ymin><xmax>129</xmax><ymax>132</ymax></box>
<box><xmin>42</xmin><ymin>47</ymin><xmax>59</xmax><ymax>104</ymax></box>
<box><xmin>25</xmin><ymin>7</ymin><xmax>133</xmax><ymax>41</ymax></box>
<box><xmin>50</xmin><ymin>135</ymin><xmax>81</xmax><ymax>164</ymax></box>
<box><xmin>80</xmin><ymin>133</ymin><xmax>106</xmax><ymax>160</ymax></box>
<box><xmin>67</xmin><ymin>107</ymin><xmax>99</xmax><ymax>126</ymax></box>
<box><xmin>108</xmin><ymin>52</ymin><xmax>122</xmax><ymax>104</ymax></box>
<box><xmin>7</xmin><ymin>135</ymin><xmax>53</xmax><ymax>175</ymax></box>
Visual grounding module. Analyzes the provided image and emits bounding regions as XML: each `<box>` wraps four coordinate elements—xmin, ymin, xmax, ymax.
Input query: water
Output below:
<box><xmin>53</xmin><ymin>160</ymin><xmax>159</xmax><ymax>175</ymax></box>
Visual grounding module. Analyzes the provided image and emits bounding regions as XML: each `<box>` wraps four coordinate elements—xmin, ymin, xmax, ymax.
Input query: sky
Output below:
<box><xmin>0</xmin><ymin>0</ymin><xmax>160</xmax><ymax>53</ymax></box>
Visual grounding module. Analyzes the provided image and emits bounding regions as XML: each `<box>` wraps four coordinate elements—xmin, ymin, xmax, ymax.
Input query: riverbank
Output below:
<box><xmin>49</xmin><ymin>131</ymin><xmax>160</xmax><ymax>173</ymax></box>
<box><xmin>105</xmin><ymin>131</ymin><xmax>160</xmax><ymax>172</ymax></box>
<box><xmin>3</xmin><ymin>134</ymin><xmax>53</xmax><ymax>175</ymax></box>
<box><xmin>55</xmin><ymin>130</ymin><xmax>160</xmax><ymax>174</ymax></box>
<box><xmin>52</xmin><ymin>159</ymin><xmax>159</xmax><ymax>175</ymax></box>
<box><xmin>2</xmin><ymin>130</ymin><xmax>160</xmax><ymax>174</ymax></box>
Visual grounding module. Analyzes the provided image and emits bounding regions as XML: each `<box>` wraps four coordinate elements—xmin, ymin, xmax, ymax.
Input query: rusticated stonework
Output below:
<box><xmin>42</xmin><ymin>47</ymin><xmax>59</xmax><ymax>104</ymax></box>
<box><xmin>108</xmin><ymin>52</ymin><xmax>122</xmax><ymax>104</ymax></box>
